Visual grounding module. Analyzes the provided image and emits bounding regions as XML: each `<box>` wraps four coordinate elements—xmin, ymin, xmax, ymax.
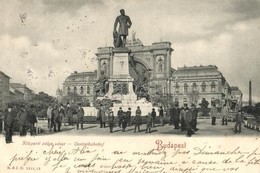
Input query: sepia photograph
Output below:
<box><xmin>0</xmin><ymin>0</ymin><xmax>259</xmax><ymax>172</ymax></box>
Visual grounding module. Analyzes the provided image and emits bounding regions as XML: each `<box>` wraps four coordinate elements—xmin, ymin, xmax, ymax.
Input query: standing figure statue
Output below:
<box><xmin>113</xmin><ymin>9</ymin><xmax>132</xmax><ymax>47</ymax></box>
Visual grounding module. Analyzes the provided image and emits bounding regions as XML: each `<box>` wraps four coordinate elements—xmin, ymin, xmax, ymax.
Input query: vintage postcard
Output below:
<box><xmin>0</xmin><ymin>0</ymin><xmax>259</xmax><ymax>172</ymax></box>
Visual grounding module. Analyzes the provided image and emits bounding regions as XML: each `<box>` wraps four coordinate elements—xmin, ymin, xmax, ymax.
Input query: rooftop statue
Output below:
<box><xmin>113</xmin><ymin>9</ymin><xmax>132</xmax><ymax>48</ymax></box>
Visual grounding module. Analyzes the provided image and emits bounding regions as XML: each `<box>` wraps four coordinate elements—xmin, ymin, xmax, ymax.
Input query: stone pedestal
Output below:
<box><xmin>105</xmin><ymin>47</ymin><xmax>137</xmax><ymax>101</ymax></box>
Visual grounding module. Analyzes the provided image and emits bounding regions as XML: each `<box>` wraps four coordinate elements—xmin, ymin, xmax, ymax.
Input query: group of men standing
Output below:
<box><xmin>3</xmin><ymin>104</ymin><xmax>38</xmax><ymax>144</ymax></box>
<box><xmin>46</xmin><ymin>102</ymin><xmax>85</xmax><ymax>132</ymax></box>
<box><xmin>168</xmin><ymin>103</ymin><xmax>199</xmax><ymax>137</ymax></box>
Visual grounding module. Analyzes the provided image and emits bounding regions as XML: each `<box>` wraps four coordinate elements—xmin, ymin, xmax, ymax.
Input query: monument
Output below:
<box><xmin>95</xmin><ymin>9</ymin><xmax>173</xmax><ymax>115</ymax></box>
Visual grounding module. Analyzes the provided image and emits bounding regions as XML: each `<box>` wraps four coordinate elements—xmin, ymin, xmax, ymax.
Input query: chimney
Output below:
<box><xmin>249</xmin><ymin>80</ymin><xmax>252</xmax><ymax>106</ymax></box>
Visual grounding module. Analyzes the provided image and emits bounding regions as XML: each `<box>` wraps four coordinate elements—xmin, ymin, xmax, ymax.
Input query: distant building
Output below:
<box><xmin>170</xmin><ymin>65</ymin><xmax>242</xmax><ymax>108</ymax></box>
<box><xmin>10</xmin><ymin>83</ymin><xmax>34</xmax><ymax>101</ymax></box>
<box><xmin>0</xmin><ymin>71</ymin><xmax>11</xmax><ymax>105</ymax></box>
<box><xmin>63</xmin><ymin>71</ymin><xmax>97</xmax><ymax>103</ymax></box>
<box><xmin>55</xmin><ymin>87</ymin><xmax>63</xmax><ymax>102</ymax></box>
<box><xmin>9</xmin><ymin>86</ymin><xmax>24</xmax><ymax>101</ymax></box>
<box><xmin>230</xmin><ymin>86</ymin><xmax>243</xmax><ymax>110</ymax></box>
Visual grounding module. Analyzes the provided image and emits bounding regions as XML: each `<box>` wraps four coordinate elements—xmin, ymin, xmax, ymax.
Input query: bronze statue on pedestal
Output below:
<box><xmin>113</xmin><ymin>9</ymin><xmax>132</xmax><ymax>47</ymax></box>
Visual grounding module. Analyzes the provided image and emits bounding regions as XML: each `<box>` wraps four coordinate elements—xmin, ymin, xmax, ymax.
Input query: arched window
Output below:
<box><xmin>87</xmin><ymin>86</ymin><xmax>90</xmax><ymax>94</ymax></box>
<box><xmin>192</xmin><ymin>83</ymin><xmax>197</xmax><ymax>91</ymax></box>
<box><xmin>202</xmin><ymin>82</ymin><xmax>206</xmax><ymax>92</ymax></box>
<box><xmin>80</xmin><ymin>86</ymin><xmax>84</xmax><ymax>94</ymax></box>
<box><xmin>74</xmin><ymin>86</ymin><xmax>77</xmax><ymax>94</ymax></box>
<box><xmin>184</xmin><ymin>83</ymin><xmax>188</xmax><ymax>93</ymax></box>
<box><xmin>175</xmin><ymin>83</ymin><xmax>180</xmax><ymax>93</ymax></box>
<box><xmin>67</xmin><ymin>87</ymin><xmax>70</xmax><ymax>94</ymax></box>
<box><xmin>211</xmin><ymin>82</ymin><xmax>216</xmax><ymax>92</ymax></box>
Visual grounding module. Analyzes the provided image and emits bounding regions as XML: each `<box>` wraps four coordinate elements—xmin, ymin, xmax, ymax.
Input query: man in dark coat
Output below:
<box><xmin>151</xmin><ymin>108</ymin><xmax>156</xmax><ymax>127</ymax></box>
<box><xmin>172</xmin><ymin>104</ymin><xmax>180</xmax><ymax>129</ymax></box>
<box><xmin>190</xmin><ymin>104</ymin><xmax>199</xmax><ymax>131</ymax></box>
<box><xmin>134</xmin><ymin>106</ymin><xmax>142</xmax><ymax>133</ymax></box>
<box><xmin>76</xmin><ymin>103</ymin><xmax>84</xmax><ymax>130</ymax></box>
<box><xmin>50</xmin><ymin>105</ymin><xmax>60</xmax><ymax>132</ymax></box>
<box><xmin>17</xmin><ymin>105</ymin><xmax>29</xmax><ymax>136</ymax></box>
<box><xmin>180</xmin><ymin>104</ymin><xmax>189</xmax><ymax>131</ymax></box>
<box><xmin>126</xmin><ymin>107</ymin><xmax>131</xmax><ymax>126</ymax></box>
<box><xmin>100</xmin><ymin>107</ymin><xmax>106</xmax><ymax>128</ymax></box>
<box><xmin>117</xmin><ymin>107</ymin><xmax>123</xmax><ymax>128</ymax></box>
<box><xmin>121</xmin><ymin>112</ymin><xmax>127</xmax><ymax>132</ymax></box>
<box><xmin>28</xmin><ymin>104</ymin><xmax>37</xmax><ymax>136</ymax></box>
<box><xmin>4</xmin><ymin>105</ymin><xmax>14</xmax><ymax>143</ymax></box>
<box><xmin>185</xmin><ymin>109</ymin><xmax>193</xmax><ymax>137</ymax></box>
<box><xmin>59</xmin><ymin>103</ymin><xmax>65</xmax><ymax>126</ymax></box>
<box><xmin>66</xmin><ymin>102</ymin><xmax>73</xmax><ymax>125</ymax></box>
<box><xmin>107</xmin><ymin>108</ymin><xmax>114</xmax><ymax>133</ymax></box>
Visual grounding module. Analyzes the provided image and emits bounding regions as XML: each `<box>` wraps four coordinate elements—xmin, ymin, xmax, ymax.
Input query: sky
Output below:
<box><xmin>0</xmin><ymin>0</ymin><xmax>259</xmax><ymax>102</ymax></box>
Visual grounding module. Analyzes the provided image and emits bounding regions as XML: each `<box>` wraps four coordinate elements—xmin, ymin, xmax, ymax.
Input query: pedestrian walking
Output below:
<box><xmin>100</xmin><ymin>107</ymin><xmax>106</xmax><ymax>128</ymax></box>
<box><xmin>180</xmin><ymin>104</ymin><xmax>189</xmax><ymax>131</ymax></box>
<box><xmin>51</xmin><ymin>105</ymin><xmax>61</xmax><ymax>132</ymax></box>
<box><xmin>146</xmin><ymin>113</ymin><xmax>152</xmax><ymax>133</ymax></box>
<box><xmin>172</xmin><ymin>104</ymin><xmax>180</xmax><ymax>129</ymax></box>
<box><xmin>185</xmin><ymin>109</ymin><xmax>193</xmax><ymax>137</ymax></box>
<box><xmin>76</xmin><ymin>103</ymin><xmax>84</xmax><ymax>130</ymax></box>
<box><xmin>190</xmin><ymin>104</ymin><xmax>199</xmax><ymax>131</ymax></box>
<box><xmin>134</xmin><ymin>106</ymin><xmax>142</xmax><ymax>133</ymax></box>
<box><xmin>17</xmin><ymin>105</ymin><xmax>29</xmax><ymax>136</ymax></box>
<box><xmin>159</xmin><ymin>106</ymin><xmax>164</xmax><ymax>126</ymax></box>
<box><xmin>28</xmin><ymin>104</ymin><xmax>37</xmax><ymax>136</ymax></box>
<box><xmin>122</xmin><ymin>112</ymin><xmax>127</xmax><ymax>132</ymax></box>
<box><xmin>210</xmin><ymin>104</ymin><xmax>218</xmax><ymax>125</ymax></box>
<box><xmin>46</xmin><ymin>104</ymin><xmax>53</xmax><ymax>129</ymax></box>
<box><xmin>107</xmin><ymin>108</ymin><xmax>114</xmax><ymax>133</ymax></box>
<box><xmin>66</xmin><ymin>102</ymin><xmax>73</xmax><ymax>125</ymax></box>
<box><xmin>126</xmin><ymin>107</ymin><xmax>131</xmax><ymax>126</ymax></box>
<box><xmin>59</xmin><ymin>103</ymin><xmax>65</xmax><ymax>126</ymax></box>
<box><xmin>151</xmin><ymin>108</ymin><xmax>156</xmax><ymax>127</ymax></box>
<box><xmin>234</xmin><ymin>110</ymin><xmax>244</xmax><ymax>133</ymax></box>
<box><xmin>221</xmin><ymin>104</ymin><xmax>229</xmax><ymax>125</ymax></box>
<box><xmin>117</xmin><ymin>107</ymin><xmax>123</xmax><ymax>128</ymax></box>
<box><xmin>4</xmin><ymin>105</ymin><xmax>14</xmax><ymax>143</ymax></box>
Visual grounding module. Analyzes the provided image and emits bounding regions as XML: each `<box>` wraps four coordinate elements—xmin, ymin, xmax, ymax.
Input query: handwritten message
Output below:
<box><xmin>3</xmin><ymin>138</ymin><xmax>259</xmax><ymax>173</ymax></box>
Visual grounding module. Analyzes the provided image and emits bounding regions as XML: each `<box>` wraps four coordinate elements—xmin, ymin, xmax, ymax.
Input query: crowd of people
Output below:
<box><xmin>2</xmin><ymin>101</ymin><xmax>245</xmax><ymax>144</ymax></box>
<box><xmin>2</xmin><ymin>104</ymin><xmax>38</xmax><ymax>144</ymax></box>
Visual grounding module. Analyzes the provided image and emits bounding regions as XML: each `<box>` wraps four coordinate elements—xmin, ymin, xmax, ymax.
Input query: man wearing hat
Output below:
<box><xmin>234</xmin><ymin>109</ymin><xmax>244</xmax><ymax>133</ymax></box>
<box><xmin>151</xmin><ymin>108</ymin><xmax>156</xmax><ymax>127</ymax></box>
<box><xmin>172</xmin><ymin>104</ymin><xmax>180</xmax><ymax>129</ymax></box>
<box><xmin>117</xmin><ymin>107</ymin><xmax>123</xmax><ymax>128</ymax></box>
<box><xmin>4</xmin><ymin>105</ymin><xmax>14</xmax><ymax>143</ymax></box>
<box><xmin>134</xmin><ymin>106</ymin><xmax>142</xmax><ymax>133</ymax></box>
<box><xmin>126</xmin><ymin>107</ymin><xmax>131</xmax><ymax>126</ymax></box>
<box><xmin>190</xmin><ymin>104</ymin><xmax>199</xmax><ymax>131</ymax></box>
<box><xmin>76</xmin><ymin>103</ymin><xmax>84</xmax><ymax>130</ymax></box>
<box><xmin>107</xmin><ymin>108</ymin><xmax>114</xmax><ymax>133</ymax></box>
<box><xmin>28</xmin><ymin>104</ymin><xmax>37</xmax><ymax>136</ymax></box>
<box><xmin>180</xmin><ymin>104</ymin><xmax>189</xmax><ymax>131</ymax></box>
<box><xmin>17</xmin><ymin>105</ymin><xmax>29</xmax><ymax>136</ymax></box>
